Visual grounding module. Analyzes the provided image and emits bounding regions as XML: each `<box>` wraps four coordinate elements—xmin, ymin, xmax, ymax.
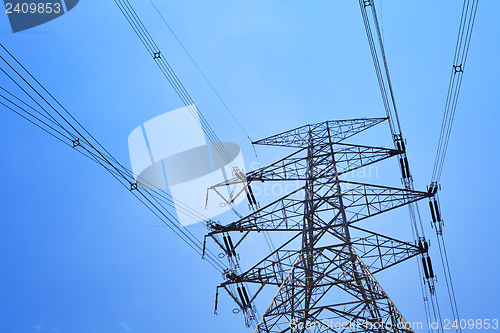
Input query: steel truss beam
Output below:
<box><xmin>253</xmin><ymin>118</ymin><xmax>387</xmax><ymax>148</ymax></box>
<box><xmin>221</xmin><ymin>226</ymin><xmax>423</xmax><ymax>289</ymax></box>
<box><xmin>209</xmin><ymin>181</ymin><xmax>431</xmax><ymax>233</ymax></box>
<box><xmin>209</xmin><ymin>143</ymin><xmax>401</xmax><ymax>188</ymax></box>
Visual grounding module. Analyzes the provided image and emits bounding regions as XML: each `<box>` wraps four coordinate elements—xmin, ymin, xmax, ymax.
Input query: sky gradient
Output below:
<box><xmin>0</xmin><ymin>1</ymin><xmax>499</xmax><ymax>332</ymax></box>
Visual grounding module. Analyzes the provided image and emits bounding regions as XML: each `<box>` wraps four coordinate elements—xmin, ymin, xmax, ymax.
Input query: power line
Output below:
<box><xmin>0</xmin><ymin>43</ymin><xmax>229</xmax><ymax>274</ymax></box>
<box><xmin>357</xmin><ymin>1</ymin><xmax>465</xmax><ymax>330</ymax></box>
<box><xmin>113</xmin><ymin>0</ymin><xmax>241</xmax><ymax>173</ymax></box>
<box><xmin>147</xmin><ymin>0</ymin><xmax>255</xmax><ymax>145</ymax></box>
<box><xmin>427</xmin><ymin>1</ymin><xmax>479</xmax><ymax>330</ymax></box>
<box><xmin>432</xmin><ymin>0</ymin><xmax>479</xmax><ymax>184</ymax></box>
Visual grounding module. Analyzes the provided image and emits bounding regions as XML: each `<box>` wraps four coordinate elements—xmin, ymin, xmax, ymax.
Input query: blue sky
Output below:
<box><xmin>0</xmin><ymin>1</ymin><xmax>499</xmax><ymax>332</ymax></box>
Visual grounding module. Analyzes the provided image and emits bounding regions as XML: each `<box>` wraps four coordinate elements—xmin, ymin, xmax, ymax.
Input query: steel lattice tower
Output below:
<box><xmin>206</xmin><ymin>117</ymin><xmax>434</xmax><ymax>332</ymax></box>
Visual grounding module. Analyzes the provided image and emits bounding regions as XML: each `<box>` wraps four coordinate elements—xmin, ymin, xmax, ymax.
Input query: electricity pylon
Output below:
<box><xmin>206</xmin><ymin>117</ymin><xmax>435</xmax><ymax>332</ymax></box>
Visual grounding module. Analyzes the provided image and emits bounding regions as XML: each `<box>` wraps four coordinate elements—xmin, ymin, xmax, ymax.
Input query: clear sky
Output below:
<box><xmin>0</xmin><ymin>1</ymin><xmax>499</xmax><ymax>332</ymax></box>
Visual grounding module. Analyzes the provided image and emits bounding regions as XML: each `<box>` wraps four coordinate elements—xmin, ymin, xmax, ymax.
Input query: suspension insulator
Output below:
<box><xmin>237</xmin><ymin>286</ymin><xmax>247</xmax><ymax>308</ymax></box>
<box><xmin>427</xmin><ymin>256</ymin><xmax>435</xmax><ymax>278</ymax></box>
<box><xmin>396</xmin><ymin>141</ymin><xmax>402</xmax><ymax>152</ymax></box>
<box><xmin>401</xmin><ymin>140</ymin><xmax>406</xmax><ymax>152</ymax></box>
<box><xmin>424</xmin><ymin>241</ymin><xmax>429</xmax><ymax>252</ymax></box>
<box><xmin>418</xmin><ymin>240</ymin><xmax>423</xmax><ymax>252</ymax></box>
<box><xmin>428</xmin><ymin>185</ymin><xmax>434</xmax><ymax>194</ymax></box>
<box><xmin>223</xmin><ymin>235</ymin><xmax>232</xmax><ymax>257</ymax></box>
<box><xmin>404</xmin><ymin>157</ymin><xmax>411</xmax><ymax>178</ymax></box>
<box><xmin>433</xmin><ymin>201</ymin><xmax>441</xmax><ymax>222</ymax></box>
<box><xmin>227</xmin><ymin>235</ymin><xmax>237</xmax><ymax>257</ymax></box>
<box><xmin>399</xmin><ymin>158</ymin><xmax>407</xmax><ymax>179</ymax></box>
<box><xmin>242</xmin><ymin>286</ymin><xmax>251</xmax><ymax>306</ymax></box>
<box><xmin>244</xmin><ymin>187</ymin><xmax>253</xmax><ymax>205</ymax></box>
<box><xmin>422</xmin><ymin>257</ymin><xmax>430</xmax><ymax>280</ymax></box>
<box><xmin>214</xmin><ymin>289</ymin><xmax>219</xmax><ymax>313</ymax></box>
<box><xmin>248</xmin><ymin>185</ymin><xmax>258</xmax><ymax>205</ymax></box>
<box><xmin>429</xmin><ymin>201</ymin><xmax>437</xmax><ymax>223</ymax></box>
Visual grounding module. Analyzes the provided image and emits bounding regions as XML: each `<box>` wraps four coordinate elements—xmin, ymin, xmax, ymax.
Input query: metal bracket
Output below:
<box><xmin>453</xmin><ymin>64</ymin><xmax>463</xmax><ymax>73</ymax></box>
